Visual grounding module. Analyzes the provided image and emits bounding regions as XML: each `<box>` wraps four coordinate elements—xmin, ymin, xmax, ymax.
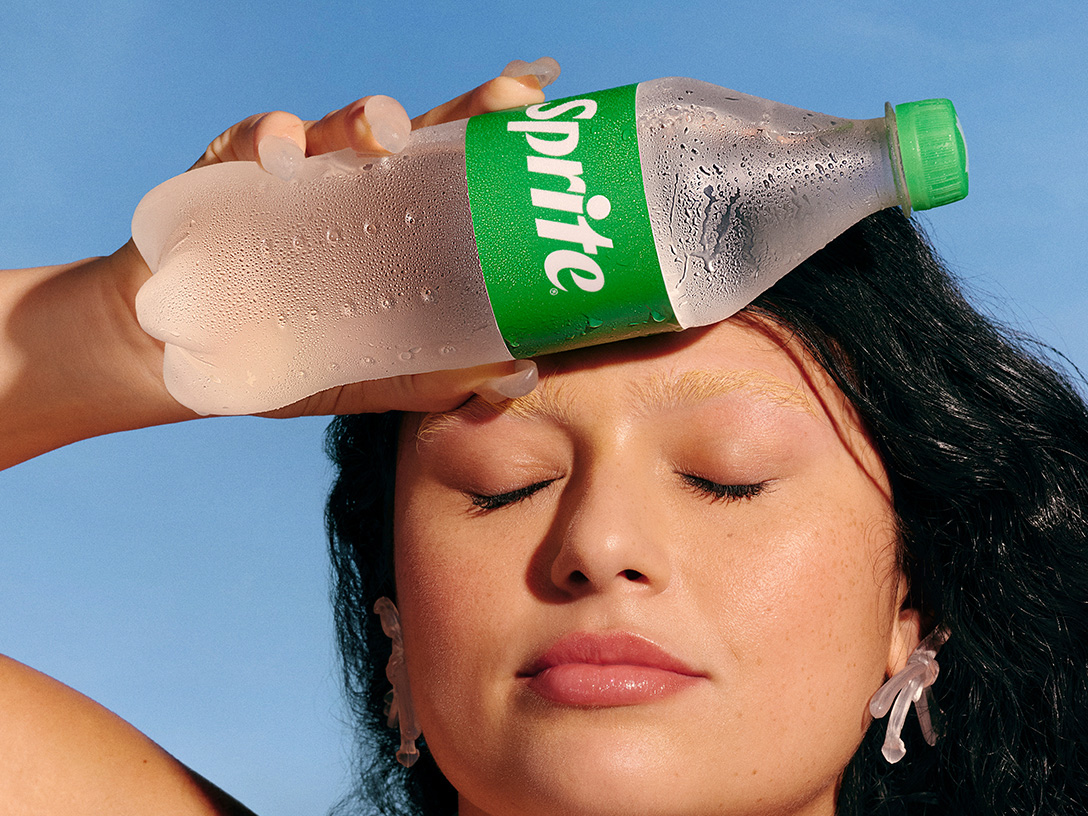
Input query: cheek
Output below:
<box><xmin>686</xmin><ymin>483</ymin><xmax>902</xmax><ymax>758</ymax></box>
<box><xmin>392</xmin><ymin>499</ymin><xmax>528</xmax><ymax>764</ymax></box>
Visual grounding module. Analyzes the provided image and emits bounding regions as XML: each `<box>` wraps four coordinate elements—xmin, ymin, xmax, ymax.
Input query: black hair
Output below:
<box><xmin>325</xmin><ymin>207</ymin><xmax>1088</xmax><ymax>815</ymax></box>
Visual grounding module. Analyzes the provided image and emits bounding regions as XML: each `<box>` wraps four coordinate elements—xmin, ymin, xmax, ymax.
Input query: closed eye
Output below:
<box><xmin>470</xmin><ymin>479</ymin><xmax>557</xmax><ymax>512</ymax></box>
<box><xmin>680</xmin><ymin>474</ymin><xmax>768</xmax><ymax>503</ymax></box>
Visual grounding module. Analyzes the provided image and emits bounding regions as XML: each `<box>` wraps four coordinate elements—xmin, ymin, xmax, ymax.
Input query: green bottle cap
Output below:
<box><xmin>893</xmin><ymin>98</ymin><xmax>969</xmax><ymax>211</ymax></box>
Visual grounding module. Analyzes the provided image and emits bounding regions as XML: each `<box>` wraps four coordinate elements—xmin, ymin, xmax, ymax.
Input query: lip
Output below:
<box><xmin>519</xmin><ymin>631</ymin><xmax>706</xmax><ymax>707</ymax></box>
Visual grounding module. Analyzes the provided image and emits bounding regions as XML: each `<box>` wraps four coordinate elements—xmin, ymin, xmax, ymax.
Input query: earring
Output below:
<box><xmin>869</xmin><ymin>626</ymin><xmax>950</xmax><ymax>763</ymax></box>
<box><xmin>374</xmin><ymin>597</ymin><xmax>422</xmax><ymax>768</ymax></box>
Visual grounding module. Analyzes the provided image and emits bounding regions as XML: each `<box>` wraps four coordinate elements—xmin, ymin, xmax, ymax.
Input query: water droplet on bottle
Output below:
<box><xmin>399</xmin><ymin>350</ymin><xmax>414</xmax><ymax>361</ymax></box>
<box><xmin>404</xmin><ymin>211</ymin><xmax>416</xmax><ymax>226</ymax></box>
<box><xmin>651</xmin><ymin>310</ymin><xmax>666</xmax><ymax>323</ymax></box>
<box><xmin>420</xmin><ymin>288</ymin><xmax>435</xmax><ymax>303</ymax></box>
<box><xmin>361</xmin><ymin>356</ymin><xmax>376</xmax><ymax>364</ymax></box>
<box><xmin>380</xmin><ymin>297</ymin><xmax>394</xmax><ymax>310</ymax></box>
<box><xmin>440</xmin><ymin>344</ymin><xmax>456</xmax><ymax>355</ymax></box>
<box><xmin>277</xmin><ymin>314</ymin><xmax>287</xmax><ymax>329</ymax></box>
<box><xmin>587</xmin><ymin>317</ymin><xmax>604</xmax><ymax>328</ymax></box>
<box><xmin>363</xmin><ymin>222</ymin><xmax>378</xmax><ymax>236</ymax></box>
<box><xmin>307</xmin><ymin>309</ymin><xmax>318</xmax><ymax>321</ymax></box>
<box><xmin>326</xmin><ymin>227</ymin><xmax>342</xmax><ymax>244</ymax></box>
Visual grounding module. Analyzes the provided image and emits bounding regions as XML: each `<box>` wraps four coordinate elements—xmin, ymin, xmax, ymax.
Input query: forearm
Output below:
<box><xmin>0</xmin><ymin>242</ymin><xmax>195</xmax><ymax>469</ymax></box>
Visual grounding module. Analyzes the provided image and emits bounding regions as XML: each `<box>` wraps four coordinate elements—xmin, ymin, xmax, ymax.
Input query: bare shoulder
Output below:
<box><xmin>0</xmin><ymin>654</ymin><xmax>256</xmax><ymax>816</ymax></box>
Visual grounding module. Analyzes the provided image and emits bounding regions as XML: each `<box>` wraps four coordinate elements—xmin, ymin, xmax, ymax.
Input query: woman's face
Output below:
<box><xmin>394</xmin><ymin>317</ymin><xmax>920</xmax><ymax>816</ymax></box>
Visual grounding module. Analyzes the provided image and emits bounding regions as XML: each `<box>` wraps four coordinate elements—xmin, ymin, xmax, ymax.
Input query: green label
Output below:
<box><xmin>465</xmin><ymin>83</ymin><xmax>677</xmax><ymax>358</ymax></box>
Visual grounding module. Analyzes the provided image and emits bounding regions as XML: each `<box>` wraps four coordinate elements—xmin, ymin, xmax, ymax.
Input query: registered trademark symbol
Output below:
<box><xmin>550</xmin><ymin>288</ymin><xmax>558</xmax><ymax>296</ymax></box>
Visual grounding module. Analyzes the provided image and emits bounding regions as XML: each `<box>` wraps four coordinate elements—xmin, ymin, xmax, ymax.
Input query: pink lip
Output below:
<box><xmin>519</xmin><ymin>632</ymin><xmax>705</xmax><ymax>707</ymax></box>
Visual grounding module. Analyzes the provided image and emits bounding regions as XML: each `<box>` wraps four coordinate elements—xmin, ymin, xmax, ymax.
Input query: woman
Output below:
<box><xmin>324</xmin><ymin>206</ymin><xmax>1088</xmax><ymax>815</ymax></box>
<box><xmin>3</xmin><ymin>63</ymin><xmax>1086</xmax><ymax>814</ymax></box>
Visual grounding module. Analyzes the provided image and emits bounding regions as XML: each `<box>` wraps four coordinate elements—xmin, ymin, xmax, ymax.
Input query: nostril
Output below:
<box><xmin>621</xmin><ymin>569</ymin><xmax>647</xmax><ymax>583</ymax></box>
<box><xmin>569</xmin><ymin>570</ymin><xmax>590</xmax><ymax>586</ymax></box>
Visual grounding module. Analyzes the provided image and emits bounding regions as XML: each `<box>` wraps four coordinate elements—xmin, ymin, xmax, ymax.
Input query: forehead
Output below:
<box><xmin>415</xmin><ymin>314</ymin><xmax>855</xmax><ymax>437</ymax></box>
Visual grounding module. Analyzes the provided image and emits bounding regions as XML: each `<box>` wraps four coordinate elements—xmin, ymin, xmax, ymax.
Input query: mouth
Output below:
<box><xmin>518</xmin><ymin>631</ymin><xmax>706</xmax><ymax>707</ymax></box>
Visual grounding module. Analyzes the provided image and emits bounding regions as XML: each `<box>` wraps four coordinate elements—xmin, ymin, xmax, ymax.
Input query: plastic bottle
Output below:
<box><xmin>132</xmin><ymin>78</ymin><xmax>968</xmax><ymax>415</ymax></box>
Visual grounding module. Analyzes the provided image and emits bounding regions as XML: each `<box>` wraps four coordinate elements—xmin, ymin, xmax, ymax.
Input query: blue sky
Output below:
<box><xmin>2</xmin><ymin>2</ymin><xmax>1086</xmax><ymax>813</ymax></box>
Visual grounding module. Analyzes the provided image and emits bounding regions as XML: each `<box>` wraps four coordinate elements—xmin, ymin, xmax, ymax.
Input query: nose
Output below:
<box><xmin>546</xmin><ymin>465</ymin><xmax>672</xmax><ymax>598</ymax></box>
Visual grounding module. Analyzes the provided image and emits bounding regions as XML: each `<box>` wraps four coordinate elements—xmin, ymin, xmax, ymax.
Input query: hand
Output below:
<box><xmin>1</xmin><ymin>60</ymin><xmax>557</xmax><ymax>469</ymax></box>
<box><xmin>161</xmin><ymin>57</ymin><xmax>560</xmax><ymax>417</ymax></box>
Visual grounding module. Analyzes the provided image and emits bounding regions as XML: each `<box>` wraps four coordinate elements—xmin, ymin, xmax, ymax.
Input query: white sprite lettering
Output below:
<box><xmin>526</xmin><ymin>156</ymin><xmax>586</xmax><ymax>194</ymax></box>
<box><xmin>507</xmin><ymin>121</ymin><xmax>579</xmax><ymax>157</ymax></box>
<box><xmin>506</xmin><ymin>95</ymin><xmax>615</xmax><ymax>293</ymax></box>
<box><xmin>530</xmin><ymin>188</ymin><xmax>583</xmax><ymax>213</ymax></box>
<box><xmin>535</xmin><ymin>215</ymin><xmax>613</xmax><ymax>255</ymax></box>
<box><xmin>545</xmin><ymin>250</ymin><xmax>605</xmax><ymax>293</ymax></box>
<box><xmin>525</xmin><ymin>99</ymin><xmax>599</xmax><ymax>120</ymax></box>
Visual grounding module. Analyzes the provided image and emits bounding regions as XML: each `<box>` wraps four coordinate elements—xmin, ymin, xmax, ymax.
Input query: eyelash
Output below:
<box><xmin>680</xmin><ymin>474</ymin><xmax>768</xmax><ymax>503</ymax></box>
<box><xmin>470</xmin><ymin>480</ymin><xmax>556</xmax><ymax>512</ymax></box>
<box><xmin>469</xmin><ymin>475</ymin><xmax>768</xmax><ymax>512</ymax></box>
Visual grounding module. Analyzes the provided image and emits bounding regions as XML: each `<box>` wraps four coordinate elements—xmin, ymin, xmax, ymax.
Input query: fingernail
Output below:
<box><xmin>501</xmin><ymin>57</ymin><xmax>561</xmax><ymax>90</ymax></box>
<box><xmin>363</xmin><ymin>95</ymin><xmax>411</xmax><ymax>154</ymax></box>
<box><xmin>473</xmin><ymin>360</ymin><xmax>539</xmax><ymax>403</ymax></box>
<box><xmin>257</xmin><ymin>135</ymin><xmax>305</xmax><ymax>181</ymax></box>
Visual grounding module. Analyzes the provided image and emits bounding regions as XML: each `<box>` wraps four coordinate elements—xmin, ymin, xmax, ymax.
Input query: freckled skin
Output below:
<box><xmin>394</xmin><ymin>317</ymin><xmax>921</xmax><ymax>816</ymax></box>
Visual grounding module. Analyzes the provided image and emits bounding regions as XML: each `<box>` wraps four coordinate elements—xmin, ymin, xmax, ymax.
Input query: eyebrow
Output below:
<box><xmin>415</xmin><ymin>367</ymin><xmax>813</xmax><ymax>442</ymax></box>
<box><xmin>629</xmin><ymin>369</ymin><xmax>814</xmax><ymax>416</ymax></box>
<box><xmin>415</xmin><ymin>380</ymin><xmax>575</xmax><ymax>442</ymax></box>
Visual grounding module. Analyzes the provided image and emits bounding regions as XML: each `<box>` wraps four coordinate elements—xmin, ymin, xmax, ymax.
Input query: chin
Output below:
<box><xmin>466</xmin><ymin>722</ymin><xmax>711</xmax><ymax>816</ymax></box>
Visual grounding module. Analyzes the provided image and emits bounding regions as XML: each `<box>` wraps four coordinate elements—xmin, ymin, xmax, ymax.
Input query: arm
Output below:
<box><xmin>0</xmin><ymin>66</ymin><xmax>551</xmax><ymax>471</ymax></box>
<box><xmin>0</xmin><ymin>62</ymin><xmax>555</xmax><ymax>815</ymax></box>
<box><xmin>0</xmin><ymin>654</ymin><xmax>256</xmax><ymax>815</ymax></box>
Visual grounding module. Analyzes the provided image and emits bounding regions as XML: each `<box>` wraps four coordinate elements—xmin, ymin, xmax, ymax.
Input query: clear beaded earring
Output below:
<box><xmin>870</xmin><ymin>626</ymin><xmax>950</xmax><ymax>763</ymax></box>
<box><xmin>374</xmin><ymin>597</ymin><xmax>422</xmax><ymax>767</ymax></box>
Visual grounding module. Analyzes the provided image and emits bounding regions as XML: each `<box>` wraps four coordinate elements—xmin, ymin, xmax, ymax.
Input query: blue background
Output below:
<box><xmin>2</xmin><ymin>2</ymin><xmax>1085</xmax><ymax>813</ymax></box>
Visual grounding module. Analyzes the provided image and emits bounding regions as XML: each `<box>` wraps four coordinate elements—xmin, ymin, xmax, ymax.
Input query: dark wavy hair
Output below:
<box><xmin>324</xmin><ymin>207</ymin><xmax>1088</xmax><ymax>816</ymax></box>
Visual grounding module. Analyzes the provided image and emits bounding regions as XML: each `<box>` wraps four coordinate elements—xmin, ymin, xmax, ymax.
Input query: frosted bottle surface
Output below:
<box><xmin>134</xmin><ymin>78</ymin><xmax>965</xmax><ymax>415</ymax></box>
<box><xmin>634</xmin><ymin>79</ymin><xmax>899</xmax><ymax>327</ymax></box>
<box><xmin>133</xmin><ymin>121</ymin><xmax>512</xmax><ymax>416</ymax></box>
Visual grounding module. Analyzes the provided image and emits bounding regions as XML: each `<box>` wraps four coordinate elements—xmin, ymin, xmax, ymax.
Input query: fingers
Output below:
<box><xmin>411</xmin><ymin>76</ymin><xmax>542</xmax><ymax>130</ymax></box>
<box><xmin>190</xmin><ymin>110</ymin><xmax>306</xmax><ymax>170</ymax></box>
<box><xmin>411</xmin><ymin>56</ymin><xmax>560</xmax><ymax>129</ymax></box>
<box><xmin>192</xmin><ymin>57</ymin><xmax>560</xmax><ymax>172</ymax></box>
<box><xmin>261</xmin><ymin>360</ymin><xmax>539</xmax><ymax>418</ymax></box>
<box><xmin>303</xmin><ymin>94</ymin><xmax>411</xmax><ymax>156</ymax></box>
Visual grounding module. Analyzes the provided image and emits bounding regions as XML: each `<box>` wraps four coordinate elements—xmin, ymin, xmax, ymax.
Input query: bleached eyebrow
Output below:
<box><xmin>630</xmin><ymin>369</ymin><xmax>814</xmax><ymax>416</ymax></box>
<box><xmin>415</xmin><ymin>379</ymin><xmax>575</xmax><ymax>442</ymax></box>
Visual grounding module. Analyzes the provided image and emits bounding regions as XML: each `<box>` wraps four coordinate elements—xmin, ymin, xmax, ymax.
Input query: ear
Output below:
<box><xmin>885</xmin><ymin>575</ymin><xmax>922</xmax><ymax>676</ymax></box>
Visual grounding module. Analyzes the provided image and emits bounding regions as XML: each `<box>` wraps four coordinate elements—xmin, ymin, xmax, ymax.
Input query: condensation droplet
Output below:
<box><xmin>440</xmin><ymin>344</ymin><xmax>456</xmax><ymax>355</ymax></box>
<box><xmin>363</xmin><ymin>222</ymin><xmax>378</xmax><ymax>236</ymax></box>
<box><xmin>361</xmin><ymin>356</ymin><xmax>376</xmax><ymax>364</ymax></box>
<box><xmin>587</xmin><ymin>317</ymin><xmax>604</xmax><ymax>328</ymax></box>
<box><xmin>326</xmin><ymin>227</ymin><xmax>342</xmax><ymax>244</ymax></box>
<box><xmin>420</xmin><ymin>288</ymin><xmax>434</xmax><ymax>303</ymax></box>
<box><xmin>404</xmin><ymin>211</ymin><xmax>416</xmax><ymax>226</ymax></box>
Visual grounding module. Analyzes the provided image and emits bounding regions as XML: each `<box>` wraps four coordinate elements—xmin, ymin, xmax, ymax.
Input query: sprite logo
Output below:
<box><xmin>466</xmin><ymin>83</ymin><xmax>676</xmax><ymax>358</ymax></box>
